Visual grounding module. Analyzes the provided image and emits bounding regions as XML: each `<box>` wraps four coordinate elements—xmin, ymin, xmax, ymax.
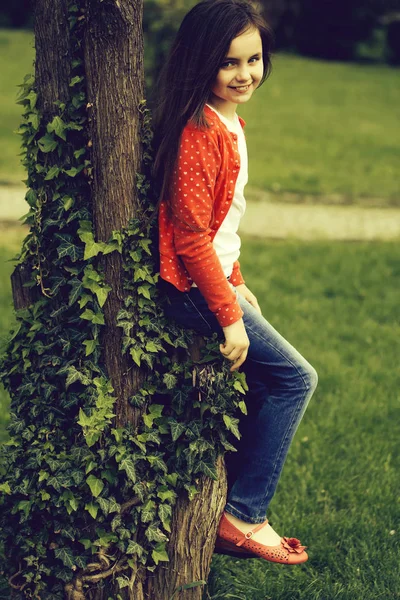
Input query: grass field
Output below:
<box><xmin>0</xmin><ymin>29</ymin><xmax>399</xmax><ymax>203</ymax></box>
<box><xmin>0</xmin><ymin>230</ymin><xmax>399</xmax><ymax>598</ymax></box>
<box><xmin>0</xmin><ymin>30</ymin><xmax>35</xmax><ymax>187</ymax></box>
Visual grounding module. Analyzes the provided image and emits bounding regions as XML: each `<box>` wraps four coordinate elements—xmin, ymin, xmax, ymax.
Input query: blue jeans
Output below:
<box><xmin>162</xmin><ymin>282</ymin><xmax>318</xmax><ymax>524</ymax></box>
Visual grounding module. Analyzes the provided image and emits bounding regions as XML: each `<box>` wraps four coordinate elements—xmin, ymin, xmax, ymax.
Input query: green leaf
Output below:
<box><xmin>86</xmin><ymin>475</ymin><xmax>104</xmax><ymax>498</ymax></box>
<box><xmin>126</xmin><ymin>540</ymin><xmax>144</xmax><ymax>557</ymax></box>
<box><xmin>83</xmin><ymin>339</ymin><xmax>98</xmax><ymax>356</ymax></box>
<box><xmin>130</xmin><ymin>347</ymin><xmax>143</xmax><ymax>366</ymax></box>
<box><xmin>141</xmin><ymin>500</ymin><xmax>156</xmax><ymax>523</ymax></box>
<box><xmin>44</xmin><ymin>165</ymin><xmax>61</xmax><ymax>180</ymax></box>
<box><xmin>55</xmin><ymin>233</ymin><xmax>82</xmax><ymax>262</ymax></box>
<box><xmin>194</xmin><ymin>460</ymin><xmax>218</xmax><ymax>480</ymax></box>
<box><xmin>54</xmin><ymin>547</ymin><xmax>75</xmax><ymax>568</ymax></box>
<box><xmin>152</xmin><ymin>543</ymin><xmax>169</xmax><ymax>565</ymax></box>
<box><xmin>0</xmin><ymin>482</ymin><xmax>11</xmax><ymax>494</ymax></box>
<box><xmin>157</xmin><ymin>489</ymin><xmax>177</xmax><ymax>503</ymax></box>
<box><xmin>119</xmin><ymin>457</ymin><xmax>136</xmax><ymax>483</ymax></box>
<box><xmin>233</xmin><ymin>380</ymin><xmax>247</xmax><ymax>394</ymax></box>
<box><xmin>85</xmin><ymin>502</ymin><xmax>99</xmax><ymax>519</ymax></box>
<box><xmin>63</xmin><ymin>195</ymin><xmax>74</xmax><ymax>211</ymax></box>
<box><xmin>137</xmin><ymin>284</ymin><xmax>151</xmax><ymax>299</ymax></box>
<box><xmin>145</xmin><ymin>523</ymin><xmax>167</xmax><ymax>543</ymax></box>
<box><xmin>47</xmin><ymin>115</ymin><xmax>67</xmax><ymax>141</ymax></box>
<box><xmin>170</xmin><ymin>420</ymin><xmax>185</xmax><ymax>442</ymax></box>
<box><xmin>238</xmin><ymin>400</ymin><xmax>247</xmax><ymax>415</ymax></box>
<box><xmin>38</xmin><ymin>133</ymin><xmax>58</xmax><ymax>152</ymax></box>
<box><xmin>223</xmin><ymin>414</ymin><xmax>241</xmax><ymax>440</ymax></box>
<box><xmin>159</xmin><ymin>503</ymin><xmax>172</xmax><ymax>532</ymax></box>
<box><xmin>70</xmin><ymin>75</ymin><xmax>84</xmax><ymax>87</ymax></box>
<box><xmin>64</xmin><ymin>166</ymin><xmax>83</xmax><ymax>177</ymax></box>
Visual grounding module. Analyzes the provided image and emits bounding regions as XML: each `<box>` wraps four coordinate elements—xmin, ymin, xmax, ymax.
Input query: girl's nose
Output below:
<box><xmin>236</xmin><ymin>64</ymin><xmax>251</xmax><ymax>82</ymax></box>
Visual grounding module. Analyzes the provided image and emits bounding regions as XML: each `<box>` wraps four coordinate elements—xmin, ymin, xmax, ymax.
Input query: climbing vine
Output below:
<box><xmin>0</xmin><ymin>2</ymin><xmax>247</xmax><ymax>598</ymax></box>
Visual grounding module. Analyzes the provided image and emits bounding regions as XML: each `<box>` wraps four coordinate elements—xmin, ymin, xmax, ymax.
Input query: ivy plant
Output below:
<box><xmin>0</xmin><ymin>2</ymin><xmax>248</xmax><ymax>598</ymax></box>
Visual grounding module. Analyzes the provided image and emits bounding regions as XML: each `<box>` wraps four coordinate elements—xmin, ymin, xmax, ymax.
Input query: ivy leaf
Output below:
<box><xmin>86</xmin><ymin>475</ymin><xmax>104</xmax><ymax>498</ymax></box>
<box><xmin>54</xmin><ymin>547</ymin><xmax>75</xmax><ymax>568</ymax></box>
<box><xmin>44</xmin><ymin>165</ymin><xmax>61</xmax><ymax>180</ymax></box>
<box><xmin>238</xmin><ymin>400</ymin><xmax>247</xmax><ymax>415</ymax></box>
<box><xmin>126</xmin><ymin>540</ymin><xmax>144</xmax><ymax>557</ymax></box>
<box><xmin>147</xmin><ymin>455</ymin><xmax>167</xmax><ymax>473</ymax></box>
<box><xmin>223</xmin><ymin>414</ymin><xmax>241</xmax><ymax>440</ymax></box>
<box><xmin>85</xmin><ymin>502</ymin><xmax>99</xmax><ymax>519</ymax></box>
<box><xmin>137</xmin><ymin>284</ymin><xmax>151</xmax><ymax>299</ymax></box>
<box><xmin>233</xmin><ymin>380</ymin><xmax>247</xmax><ymax>395</ymax></box>
<box><xmin>119</xmin><ymin>457</ymin><xmax>136</xmax><ymax>483</ymax></box>
<box><xmin>0</xmin><ymin>482</ymin><xmax>11</xmax><ymax>494</ymax></box>
<box><xmin>130</xmin><ymin>347</ymin><xmax>143</xmax><ymax>366</ymax></box>
<box><xmin>152</xmin><ymin>542</ymin><xmax>169</xmax><ymax>565</ymax></box>
<box><xmin>55</xmin><ymin>233</ymin><xmax>82</xmax><ymax>262</ymax></box>
<box><xmin>83</xmin><ymin>339</ymin><xmax>98</xmax><ymax>356</ymax></box>
<box><xmin>47</xmin><ymin>115</ymin><xmax>67</xmax><ymax>141</ymax></box>
<box><xmin>64</xmin><ymin>165</ymin><xmax>84</xmax><ymax>177</ymax></box>
<box><xmin>145</xmin><ymin>523</ymin><xmax>167</xmax><ymax>543</ymax></box>
<box><xmin>68</xmin><ymin>279</ymin><xmax>83</xmax><ymax>306</ymax></box>
<box><xmin>141</xmin><ymin>500</ymin><xmax>156</xmax><ymax>523</ymax></box>
<box><xmin>157</xmin><ymin>489</ymin><xmax>177</xmax><ymax>503</ymax></box>
<box><xmin>194</xmin><ymin>460</ymin><xmax>218</xmax><ymax>480</ymax></box>
<box><xmin>170</xmin><ymin>420</ymin><xmax>186</xmax><ymax>442</ymax></box>
<box><xmin>38</xmin><ymin>133</ymin><xmax>58</xmax><ymax>152</ymax></box>
<box><xmin>63</xmin><ymin>195</ymin><xmax>74</xmax><ymax>211</ymax></box>
<box><xmin>158</xmin><ymin>503</ymin><xmax>172</xmax><ymax>532</ymax></box>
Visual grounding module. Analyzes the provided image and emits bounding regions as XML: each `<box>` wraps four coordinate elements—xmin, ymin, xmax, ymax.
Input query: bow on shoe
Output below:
<box><xmin>281</xmin><ymin>537</ymin><xmax>307</xmax><ymax>554</ymax></box>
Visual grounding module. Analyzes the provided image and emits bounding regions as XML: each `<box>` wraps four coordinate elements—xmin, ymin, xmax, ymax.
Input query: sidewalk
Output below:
<box><xmin>1</xmin><ymin>185</ymin><xmax>399</xmax><ymax>241</ymax></box>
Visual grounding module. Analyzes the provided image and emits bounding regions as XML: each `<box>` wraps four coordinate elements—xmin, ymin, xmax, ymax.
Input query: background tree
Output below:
<box><xmin>0</xmin><ymin>0</ymin><xmax>246</xmax><ymax>598</ymax></box>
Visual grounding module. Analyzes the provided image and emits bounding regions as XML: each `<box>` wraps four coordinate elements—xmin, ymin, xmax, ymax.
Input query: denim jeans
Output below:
<box><xmin>162</xmin><ymin>282</ymin><xmax>318</xmax><ymax>524</ymax></box>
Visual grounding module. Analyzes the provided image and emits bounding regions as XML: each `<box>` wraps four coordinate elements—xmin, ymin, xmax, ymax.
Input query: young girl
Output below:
<box><xmin>152</xmin><ymin>0</ymin><xmax>318</xmax><ymax>564</ymax></box>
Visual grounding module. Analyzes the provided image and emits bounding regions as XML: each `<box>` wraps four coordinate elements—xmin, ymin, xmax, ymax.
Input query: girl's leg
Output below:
<box><xmin>162</xmin><ymin>284</ymin><xmax>317</xmax><ymax>529</ymax></box>
<box><xmin>225</xmin><ymin>292</ymin><xmax>318</xmax><ymax>527</ymax></box>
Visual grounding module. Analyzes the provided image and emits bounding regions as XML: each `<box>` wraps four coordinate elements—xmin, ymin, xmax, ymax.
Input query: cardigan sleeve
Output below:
<box><xmin>169</xmin><ymin>126</ymin><xmax>244</xmax><ymax>327</ymax></box>
<box><xmin>230</xmin><ymin>260</ymin><xmax>245</xmax><ymax>287</ymax></box>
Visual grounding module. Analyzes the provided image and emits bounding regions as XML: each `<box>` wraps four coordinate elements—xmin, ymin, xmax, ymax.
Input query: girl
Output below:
<box><xmin>152</xmin><ymin>0</ymin><xmax>318</xmax><ymax>564</ymax></box>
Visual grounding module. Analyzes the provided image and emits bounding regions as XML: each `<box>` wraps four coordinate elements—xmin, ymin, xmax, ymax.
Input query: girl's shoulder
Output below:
<box><xmin>184</xmin><ymin>105</ymin><xmax>222</xmax><ymax>136</ymax></box>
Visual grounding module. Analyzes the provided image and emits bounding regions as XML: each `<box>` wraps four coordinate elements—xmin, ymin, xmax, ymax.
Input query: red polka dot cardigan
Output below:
<box><xmin>159</xmin><ymin>104</ymin><xmax>246</xmax><ymax>328</ymax></box>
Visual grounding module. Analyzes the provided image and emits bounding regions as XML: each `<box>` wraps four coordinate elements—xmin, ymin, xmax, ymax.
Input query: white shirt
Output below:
<box><xmin>206</xmin><ymin>104</ymin><xmax>248</xmax><ymax>279</ymax></box>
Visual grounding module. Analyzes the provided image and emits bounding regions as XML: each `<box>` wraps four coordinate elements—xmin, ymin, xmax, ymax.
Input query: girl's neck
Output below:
<box><xmin>207</xmin><ymin>97</ymin><xmax>237</xmax><ymax>122</ymax></box>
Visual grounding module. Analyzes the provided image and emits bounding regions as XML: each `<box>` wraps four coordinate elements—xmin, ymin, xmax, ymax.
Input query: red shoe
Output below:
<box><xmin>215</xmin><ymin>513</ymin><xmax>308</xmax><ymax>564</ymax></box>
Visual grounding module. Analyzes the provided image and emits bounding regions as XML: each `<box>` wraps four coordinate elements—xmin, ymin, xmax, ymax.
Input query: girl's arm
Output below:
<box><xmin>170</xmin><ymin>125</ymin><xmax>244</xmax><ymax>328</ymax></box>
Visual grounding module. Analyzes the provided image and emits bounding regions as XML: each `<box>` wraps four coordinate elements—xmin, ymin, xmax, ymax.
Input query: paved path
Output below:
<box><xmin>1</xmin><ymin>186</ymin><xmax>399</xmax><ymax>241</ymax></box>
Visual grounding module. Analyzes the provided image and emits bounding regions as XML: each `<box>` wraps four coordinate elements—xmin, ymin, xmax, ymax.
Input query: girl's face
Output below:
<box><xmin>209</xmin><ymin>27</ymin><xmax>264</xmax><ymax>119</ymax></box>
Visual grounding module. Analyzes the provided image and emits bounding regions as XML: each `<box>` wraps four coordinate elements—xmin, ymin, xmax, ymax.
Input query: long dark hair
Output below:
<box><xmin>152</xmin><ymin>0</ymin><xmax>274</xmax><ymax>205</ymax></box>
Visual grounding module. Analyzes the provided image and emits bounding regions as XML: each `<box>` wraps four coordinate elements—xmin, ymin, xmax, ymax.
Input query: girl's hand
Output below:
<box><xmin>235</xmin><ymin>284</ymin><xmax>262</xmax><ymax>315</ymax></box>
<box><xmin>221</xmin><ymin>318</ymin><xmax>250</xmax><ymax>372</ymax></box>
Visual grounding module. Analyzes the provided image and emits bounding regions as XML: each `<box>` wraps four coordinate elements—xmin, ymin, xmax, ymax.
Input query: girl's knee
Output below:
<box><xmin>304</xmin><ymin>363</ymin><xmax>318</xmax><ymax>394</ymax></box>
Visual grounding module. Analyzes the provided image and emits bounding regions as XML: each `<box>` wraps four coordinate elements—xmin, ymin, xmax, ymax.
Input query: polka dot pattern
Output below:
<box><xmin>159</xmin><ymin>105</ymin><xmax>246</xmax><ymax>327</ymax></box>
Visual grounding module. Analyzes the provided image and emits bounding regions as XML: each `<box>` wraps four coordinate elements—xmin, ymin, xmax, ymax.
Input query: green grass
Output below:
<box><xmin>0</xmin><ymin>226</ymin><xmax>25</xmax><ymax>442</ymax></box>
<box><xmin>0</xmin><ymin>29</ymin><xmax>399</xmax><ymax>202</ymax></box>
<box><xmin>206</xmin><ymin>238</ymin><xmax>399</xmax><ymax>600</ymax></box>
<box><xmin>0</xmin><ymin>234</ymin><xmax>399</xmax><ymax>598</ymax></box>
<box><xmin>240</xmin><ymin>53</ymin><xmax>400</xmax><ymax>203</ymax></box>
<box><xmin>0</xmin><ymin>29</ymin><xmax>34</xmax><ymax>186</ymax></box>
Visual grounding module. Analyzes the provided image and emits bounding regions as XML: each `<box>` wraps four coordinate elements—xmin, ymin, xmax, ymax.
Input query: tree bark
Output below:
<box><xmin>84</xmin><ymin>0</ymin><xmax>144</xmax><ymax>429</ymax></box>
<box><xmin>11</xmin><ymin>1</ymin><xmax>227</xmax><ymax>598</ymax></box>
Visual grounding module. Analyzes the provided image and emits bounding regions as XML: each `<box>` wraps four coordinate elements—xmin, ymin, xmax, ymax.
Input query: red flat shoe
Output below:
<box><xmin>215</xmin><ymin>513</ymin><xmax>308</xmax><ymax>564</ymax></box>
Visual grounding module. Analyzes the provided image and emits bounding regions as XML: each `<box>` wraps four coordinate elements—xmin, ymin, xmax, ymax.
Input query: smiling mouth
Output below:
<box><xmin>229</xmin><ymin>84</ymin><xmax>252</xmax><ymax>92</ymax></box>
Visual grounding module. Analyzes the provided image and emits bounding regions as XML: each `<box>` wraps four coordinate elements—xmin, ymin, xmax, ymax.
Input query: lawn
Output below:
<box><xmin>0</xmin><ymin>29</ymin><xmax>399</xmax><ymax>203</ymax></box>
<box><xmin>241</xmin><ymin>53</ymin><xmax>400</xmax><ymax>203</ymax></box>
<box><xmin>0</xmin><ymin>29</ymin><xmax>35</xmax><ymax>187</ymax></box>
<box><xmin>0</xmin><ymin>232</ymin><xmax>399</xmax><ymax>599</ymax></box>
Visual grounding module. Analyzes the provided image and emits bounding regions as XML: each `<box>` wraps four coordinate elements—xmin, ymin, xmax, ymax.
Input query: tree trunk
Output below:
<box><xmin>10</xmin><ymin>1</ymin><xmax>227</xmax><ymax>598</ymax></box>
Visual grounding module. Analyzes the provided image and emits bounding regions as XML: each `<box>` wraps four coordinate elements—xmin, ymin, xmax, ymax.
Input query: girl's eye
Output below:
<box><xmin>221</xmin><ymin>61</ymin><xmax>234</xmax><ymax>68</ymax></box>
